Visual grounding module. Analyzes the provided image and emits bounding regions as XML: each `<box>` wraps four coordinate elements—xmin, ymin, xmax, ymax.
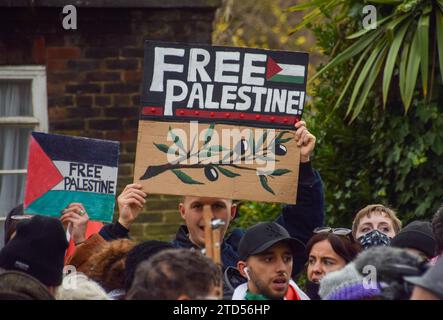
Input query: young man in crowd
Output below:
<box><xmin>126</xmin><ymin>248</ymin><xmax>221</xmax><ymax>300</ymax></box>
<box><xmin>232</xmin><ymin>222</ymin><xmax>309</xmax><ymax>300</ymax></box>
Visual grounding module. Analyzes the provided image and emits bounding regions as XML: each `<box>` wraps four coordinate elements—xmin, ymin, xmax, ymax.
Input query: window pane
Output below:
<box><xmin>0</xmin><ymin>127</ymin><xmax>31</xmax><ymax>220</ymax></box>
<box><xmin>0</xmin><ymin>174</ymin><xmax>26</xmax><ymax>219</ymax></box>
<box><xmin>0</xmin><ymin>80</ymin><xmax>32</xmax><ymax>116</ymax></box>
<box><xmin>0</xmin><ymin>127</ymin><xmax>32</xmax><ymax>170</ymax></box>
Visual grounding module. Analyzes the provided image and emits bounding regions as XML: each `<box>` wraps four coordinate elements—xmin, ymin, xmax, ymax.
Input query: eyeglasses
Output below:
<box><xmin>10</xmin><ymin>214</ymin><xmax>33</xmax><ymax>221</ymax></box>
<box><xmin>313</xmin><ymin>227</ymin><xmax>352</xmax><ymax>236</ymax></box>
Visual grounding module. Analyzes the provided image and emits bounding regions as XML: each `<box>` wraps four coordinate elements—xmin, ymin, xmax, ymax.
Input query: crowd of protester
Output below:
<box><xmin>0</xmin><ymin>121</ymin><xmax>442</xmax><ymax>300</ymax></box>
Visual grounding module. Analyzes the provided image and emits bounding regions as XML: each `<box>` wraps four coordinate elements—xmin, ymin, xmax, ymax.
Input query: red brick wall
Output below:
<box><xmin>0</xmin><ymin>6</ymin><xmax>218</xmax><ymax>241</ymax></box>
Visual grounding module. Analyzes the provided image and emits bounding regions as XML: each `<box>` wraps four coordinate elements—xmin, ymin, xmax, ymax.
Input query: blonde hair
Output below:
<box><xmin>352</xmin><ymin>204</ymin><xmax>402</xmax><ymax>238</ymax></box>
<box><xmin>55</xmin><ymin>272</ymin><xmax>109</xmax><ymax>300</ymax></box>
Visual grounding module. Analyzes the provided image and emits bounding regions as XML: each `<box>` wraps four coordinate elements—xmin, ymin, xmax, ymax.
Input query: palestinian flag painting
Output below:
<box><xmin>266</xmin><ymin>56</ymin><xmax>306</xmax><ymax>85</ymax></box>
<box><xmin>23</xmin><ymin>132</ymin><xmax>120</xmax><ymax>222</ymax></box>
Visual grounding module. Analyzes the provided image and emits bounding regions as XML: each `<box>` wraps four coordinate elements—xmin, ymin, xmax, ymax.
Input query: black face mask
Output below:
<box><xmin>305</xmin><ymin>280</ymin><xmax>321</xmax><ymax>300</ymax></box>
<box><xmin>358</xmin><ymin>229</ymin><xmax>391</xmax><ymax>249</ymax></box>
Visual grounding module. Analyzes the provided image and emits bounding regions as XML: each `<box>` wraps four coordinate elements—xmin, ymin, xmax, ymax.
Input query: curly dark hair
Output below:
<box><xmin>126</xmin><ymin>248</ymin><xmax>222</xmax><ymax>300</ymax></box>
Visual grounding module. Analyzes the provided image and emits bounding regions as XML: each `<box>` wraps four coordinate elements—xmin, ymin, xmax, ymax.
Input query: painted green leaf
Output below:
<box><xmin>213</xmin><ymin>165</ymin><xmax>240</xmax><ymax>178</ymax></box>
<box><xmin>203</xmin><ymin>124</ymin><xmax>215</xmax><ymax>146</ymax></box>
<box><xmin>259</xmin><ymin>175</ymin><xmax>275</xmax><ymax>195</ymax></box>
<box><xmin>168</xmin><ymin>126</ymin><xmax>185</xmax><ymax>152</ymax></box>
<box><xmin>270</xmin><ymin>169</ymin><xmax>291</xmax><ymax>176</ymax></box>
<box><xmin>171</xmin><ymin>170</ymin><xmax>204</xmax><ymax>185</ymax></box>
<box><xmin>278</xmin><ymin>138</ymin><xmax>292</xmax><ymax>144</ymax></box>
<box><xmin>275</xmin><ymin>131</ymin><xmax>292</xmax><ymax>145</ymax></box>
<box><xmin>255</xmin><ymin>130</ymin><xmax>268</xmax><ymax>152</ymax></box>
<box><xmin>153</xmin><ymin>143</ymin><xmax>169</xmax><ymax>154</ymax></box>
<box><xmin>222</xmin><ymin>150</ymin><xmax>234</xmax><ymax>162</ymax></box>
<box><xmin>209</xmin><ymin>145</ymin><xmax>226</xmax><ymax>153</ymax></box>
<box><xmin>248</xmin><ymin>132</ymin><xmax>255</xmax><ymax>155</ymax></box>
<box><xmin>276</xmin><ymin>130</ymin><xmax>290</xmax><ymax>141</ymax></box>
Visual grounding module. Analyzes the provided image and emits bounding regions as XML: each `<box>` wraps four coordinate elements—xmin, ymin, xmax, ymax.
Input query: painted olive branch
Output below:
<box><xmin>141</xmin><ymin>124</ymin><xmax>294</xmax><ymax>193</ymax></box>
<box><xmin>139</xmin><ymin>161</ymin><xmax>256</xmax><ymax>181</ymax></box>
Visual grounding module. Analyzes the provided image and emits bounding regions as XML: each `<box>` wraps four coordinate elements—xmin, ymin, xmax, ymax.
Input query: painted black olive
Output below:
<box><xmin>235</xmin><ymin>139</ymin><xmax>248</xmax><ymax>155</ymax></box>
<box><xmin>275</xmin><ymin>144</ymin><xmax>287</xmax><ymax>156</ymax></box>
<box><xmin>204</xmin><ymin>166</ymin><xmax>218</xmax><ymax>181</ymax></box>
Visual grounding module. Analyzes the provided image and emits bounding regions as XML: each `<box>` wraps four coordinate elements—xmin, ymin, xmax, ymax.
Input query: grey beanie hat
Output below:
<box><xmin>319</xmin><ymin>263</ymin><xmax>362</xmax><ymax>299</ymax></box>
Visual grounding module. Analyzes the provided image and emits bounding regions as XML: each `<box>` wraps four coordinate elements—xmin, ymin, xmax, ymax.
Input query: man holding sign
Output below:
<box><xmin>100</xmin><ymin>120</ymin><xmax>322</xmax><ymax>299</ymax></box>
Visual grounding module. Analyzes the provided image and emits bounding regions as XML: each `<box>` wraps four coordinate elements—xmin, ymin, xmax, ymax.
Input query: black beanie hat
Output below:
<box><xmin>391</xmin><ymin>221</ymin><xmax>436</xmax><ymax>259</ymax></box>
<box><xmin>0</xmin><ymin>215</ymin><xmax>68</xmax><ymax>286</ymax></box>
<box><xmin>4</xmin><ymin>204</ymin><xmax>24</xmax><ymax>245</ymax></box>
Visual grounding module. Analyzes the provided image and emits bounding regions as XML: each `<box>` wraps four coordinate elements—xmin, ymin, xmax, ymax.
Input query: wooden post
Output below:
<box><xmin>203</xmin><ymin>206</ymin><xmax>213</xmax><ymax>259</ymax></box>
<box><xmin>212</xmin><ymin>228</ymin><xmax>221</xmax><ymax>265</ymax></box>
<box><xmin>212</xmin><ymin>224</ymin><xmax>223</xmax><ymax>299</ymax></box>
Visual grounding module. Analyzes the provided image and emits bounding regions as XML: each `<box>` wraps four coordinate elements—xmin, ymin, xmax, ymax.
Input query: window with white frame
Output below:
<box><xmin>0</xmin><ymin>66</ymin><xmax>48</xmax><ymax>248</ymax></box>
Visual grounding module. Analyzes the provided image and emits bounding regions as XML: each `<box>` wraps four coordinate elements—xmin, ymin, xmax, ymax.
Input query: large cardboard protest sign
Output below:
<box><xmin>134</xmin><ymin>41</ymin><xmax>308</xmax><ymax>203</ymax></box>
<box><xmin>24</xmin><ymin>132</ymin><xmax>119</xmax><ymax>222</ymax></box>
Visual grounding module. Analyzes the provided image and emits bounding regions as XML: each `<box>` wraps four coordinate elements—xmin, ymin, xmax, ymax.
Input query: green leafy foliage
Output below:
<box><xmin>291</xmin><ymin>0</ymin><xmax>443</xmax><ymax>118</ymax></box>
<box><xmin>229</xmin><ymin>202</ymin><xmax>283</xmax><ymax>232</ymax></box>
<box><xmin>216</xmin><ymin>0</ymin><xmax>443</xmax><ymax>235</ymax></box>
<box><xmin>302</xmin><ymin>1</ymin><xmax>443</xmax><ymax>226</ymax></box>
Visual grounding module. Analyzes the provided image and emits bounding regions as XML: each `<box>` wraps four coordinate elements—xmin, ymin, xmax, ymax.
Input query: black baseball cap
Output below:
<box><xmin>238</xmin><ymin>222</ymin><xmax>305</xmax><ymax>261</ymax></box>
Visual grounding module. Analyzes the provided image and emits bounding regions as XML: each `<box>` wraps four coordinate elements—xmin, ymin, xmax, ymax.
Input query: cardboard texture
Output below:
<box><xmin>134</xmin><ymin>41</ymin><xmax>308</xmax><ymax>203</ymax></box>
<box><xmin>23</xmin><ymin>132</ymin><xmax>120</xmax><ymax>222</ymax></box>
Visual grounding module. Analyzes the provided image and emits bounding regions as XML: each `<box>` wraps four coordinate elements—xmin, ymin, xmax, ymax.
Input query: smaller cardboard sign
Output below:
<box><xmin>134</xmin><ymin>121</ymin><xmax>299</xmax><ymax>204</ymax></box>
<box><xmin>23</xmin><ymin>132</ymin><xmax>120</xmax><ymax>222</ymax></box>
